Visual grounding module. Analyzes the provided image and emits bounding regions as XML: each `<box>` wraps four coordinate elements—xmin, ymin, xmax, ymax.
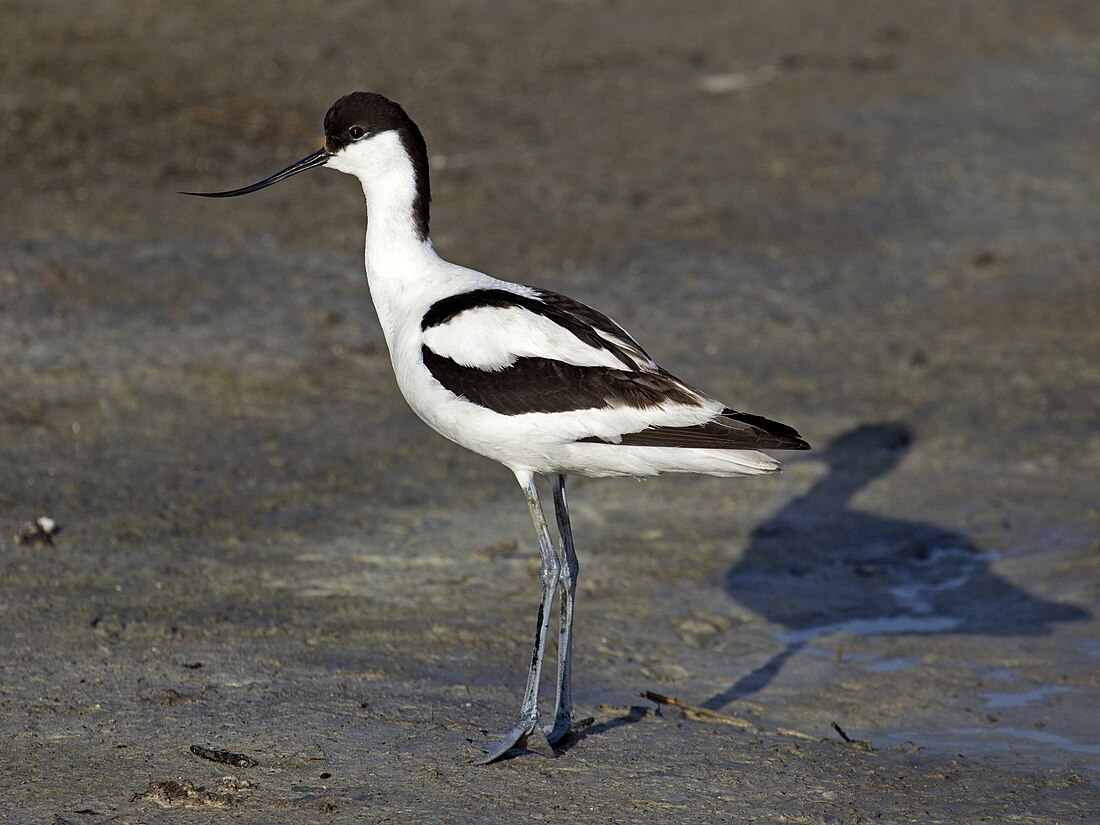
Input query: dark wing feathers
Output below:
<box><xmin>420</xmin><ymin>288</ymin><xmax>520</xmax><ymax>330</ymax></box>
<box><xmin>420</xmin><ymin>287</ymin><xmax>810</xmax><ymax>451</ymax></box>
<box><xmin>582</xmin><ymin>411</ymin><xmax>810</xmax><ymax>451</ymax></box>
<box><xmin>421</xmin><ymin>347</ymin><xmax>699</xmax><ymax>416</ymax></box>
<box><xmin>531</xmin><ymin>288</ymin><xmax>653</xmax><ymax>366</ymax></box>
<box><xmin>719</xmin><ymin>408</ymin><xmax>808</xmax><ymax>445</ymax></box>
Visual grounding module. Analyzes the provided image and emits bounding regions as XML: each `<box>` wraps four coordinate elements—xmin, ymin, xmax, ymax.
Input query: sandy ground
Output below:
<box><xmin>2</xmin><ymin>1</ymin><xmax>1099</xmax><ymax>822</ymax></box>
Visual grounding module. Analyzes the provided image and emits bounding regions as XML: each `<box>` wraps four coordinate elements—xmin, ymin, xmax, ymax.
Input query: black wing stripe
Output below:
<box><xmin>720</xmin><ymin>408</ymin><xmax>808</xmax><ymax>443</ymax></box>
<box><xmin>422</xmin><ymin>346</ymin><xmax>700</xmax><ymax>416</ymax></box>
<box><xmin>421</xmin><ymin>288</ymin><xmax>645</xmax><ymax>369</ymax></box>
<box><xmin>421</xmin><ymin>289</ymin><xmax>526</xmax><ymax>330</ymax></box>
<box><xmin>578</xmin><ymin>417</ymin><xmax>810</xmax><ymax>451</ymax></box>
<box><xmin>531</xmin><ymin>288</ymin><xmax>653</xmax><ymax>362</ymax></box>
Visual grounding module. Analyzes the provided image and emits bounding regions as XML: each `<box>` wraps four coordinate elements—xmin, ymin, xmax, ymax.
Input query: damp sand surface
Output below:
<box><xmin>1</xmin><ymin>2</ymin><xmax>1098</xmax><ymax>821</ymax></box>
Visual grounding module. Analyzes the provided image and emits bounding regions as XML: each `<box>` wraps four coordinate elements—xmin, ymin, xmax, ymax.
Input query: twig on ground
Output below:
<box><xmin>642</xmin><ymin>690</ymin><xmax>819</xmax><ymax>741</ymax></box>
<box><xmin>641</xmin><ymin>690</ymin><xmax>757</xmax><ymax>730</ymax></box>
<box><xmin>189</xmin><ymin>744</ymin><xmax>258</xmax><ymax>768</ymax></box>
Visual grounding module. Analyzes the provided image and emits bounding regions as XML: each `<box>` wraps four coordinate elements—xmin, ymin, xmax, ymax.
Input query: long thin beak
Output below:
<box><xmin>180</xmin><ymin>148</ymin><xmax>331</xmax><ymax>198</ymax></box>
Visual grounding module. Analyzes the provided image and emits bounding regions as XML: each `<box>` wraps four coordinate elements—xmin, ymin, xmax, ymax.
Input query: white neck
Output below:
<box><xmin>326</xmin><ymin>130</ymin><xmax>492</xmax><ymax>343</ymax></box>
<box><xmin>326</xmin><ymin>130</ymin><xmax>432</xmax><ymax>263</ymax></box>
<box><xmin>361</xmin><ymin>164</ymin><xmax>433</xmax><ymax>275</ymax></box>
<box><xmin>326</xmin><ymin>131</ymin><xmax>450</xmax><ymax>336</ymax></box>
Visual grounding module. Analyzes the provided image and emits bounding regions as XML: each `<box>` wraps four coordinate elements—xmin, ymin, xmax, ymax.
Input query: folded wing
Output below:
<box><xmin>419</xmin><ymin>287</ymin><xmax>809</xmax><ymax>451</ymax></box>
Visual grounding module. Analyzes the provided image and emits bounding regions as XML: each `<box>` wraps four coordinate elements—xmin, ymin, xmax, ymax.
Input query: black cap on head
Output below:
<box><xmin>324</xmin><ymin>92</ymin><xmax>410</xmax><ymax>152</ymax></box>
<box><xmin>324</xmin><ymin>92</ymin><xmax>431</xmax><ymax>239</ymax></box>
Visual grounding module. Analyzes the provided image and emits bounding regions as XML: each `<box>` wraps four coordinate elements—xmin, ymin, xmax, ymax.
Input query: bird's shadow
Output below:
<box><xmin>704</xmin><ymin>422</ymin><xmax>1087</xmax><ymax>710</ymax></box>
<box><xmin>552</xmin><ymin>706</ymin><xmax>651</xmax><ymax>756</ymax></box>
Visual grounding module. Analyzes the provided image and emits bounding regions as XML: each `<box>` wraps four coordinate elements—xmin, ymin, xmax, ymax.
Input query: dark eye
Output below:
<box><xmin>348</xmin><ymin>126</ymin><xmax>366</xmax><ymax>140</ymax></box>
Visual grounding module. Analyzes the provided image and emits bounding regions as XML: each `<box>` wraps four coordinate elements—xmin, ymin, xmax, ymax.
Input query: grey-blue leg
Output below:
<box><xmin>475</xmin><ymin>470</ymin><xmax>560</xmax><ymax>764</ymax></box>
<box><xmin>543</xmin><ymin>473</ymin><xmax>579</xmax><ymax>744</ymax></box>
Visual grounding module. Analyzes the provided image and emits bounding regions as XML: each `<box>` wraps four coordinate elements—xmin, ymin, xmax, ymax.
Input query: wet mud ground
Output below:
<box><xmin>2</xmin><ymin>1</ymin><xmax>1099</xmax><ymax>821</ymax></box>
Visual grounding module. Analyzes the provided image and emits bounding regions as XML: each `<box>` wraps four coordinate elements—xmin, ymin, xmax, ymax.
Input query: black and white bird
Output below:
<box><xmin>186</xmin><ymin>92</ymin><xmax>810</xmax><ymax>763</ymax></box>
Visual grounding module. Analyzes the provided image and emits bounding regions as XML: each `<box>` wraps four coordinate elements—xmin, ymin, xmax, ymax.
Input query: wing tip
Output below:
<box><xmin>721</xmin><ymin>408</ymin><xmax>811</xmax><ymax>451</ymax></box>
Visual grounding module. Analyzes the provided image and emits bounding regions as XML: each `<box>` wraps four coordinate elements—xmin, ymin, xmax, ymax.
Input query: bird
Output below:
<box><xmin>184</xmin><ymin>91</ymin><xmax>810</xmax><ymax>764</ymax></box>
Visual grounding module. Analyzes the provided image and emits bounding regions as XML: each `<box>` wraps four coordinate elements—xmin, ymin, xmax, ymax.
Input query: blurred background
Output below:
<box><xmin>2</xmin><ymin>1</ymin><xmax>1098</xmax><ymax>820</ymax></box>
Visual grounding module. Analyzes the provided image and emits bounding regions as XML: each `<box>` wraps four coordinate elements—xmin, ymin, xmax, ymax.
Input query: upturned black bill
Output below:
<box><xmin>181</xmin><ymin>148</ymin><xmax>331</xmax><ymax>198</ymax></box>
